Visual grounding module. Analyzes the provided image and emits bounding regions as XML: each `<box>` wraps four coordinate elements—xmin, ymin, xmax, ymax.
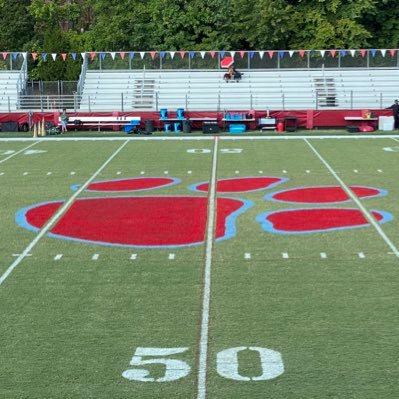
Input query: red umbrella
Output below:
<box><xmin>220</xmin><ymin>56</ymin><xmax>234</xmax><ymax>68</ymax></box>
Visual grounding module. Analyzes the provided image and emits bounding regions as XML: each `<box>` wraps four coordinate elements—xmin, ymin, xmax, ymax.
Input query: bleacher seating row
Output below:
<box><xmin>79</xmin><ymin>68</ymin><xmax>399</xmax><ymax>111</ymax></box>
<box><xmin>0</xmin><ymin>71</ymin><xmax>20</xmax><ymax>111</ymax></box>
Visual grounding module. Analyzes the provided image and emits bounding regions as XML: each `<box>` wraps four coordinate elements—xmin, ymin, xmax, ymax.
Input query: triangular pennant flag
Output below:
<box><xmin>230</xmin><ymin>51</ymin><xmax>235</xmax><ymax>58</ymax></box>
<box><xmin>61</xmin><ymin>53</ymin><xmax>67</xmax><ymax>61</ymax></box>
<box><xmin>32</xmin><ymin>53</ymin><xmax>38</xmax><ymax>60</ymax></box>
<box><xmin>200</xmin><ymin>51</ymin><xmax>206</xmax><ymax>59</ymax></box>
<box><xmin>2</xmin><ymin>52</ymin><xmax>7</xmax><ymax>60</ymax></box>
<box><xmin>179</xmin><ymin>51</ymin><xmax>186</xmax><ymax>59</ymax></box>
<box><xmin>220</xmin><ymin>51</ymin><xmax>225</xmax><ymax>58</ymax></box>
<box><xmin>170</xmin><ymin>51</ymin><xmax>175</xmax><ymax>59</ymax></box>
<box><xmin>268</xmin><ymin>51</ymin><xmax>274</xmax><ymax>59</ymax></box>
<box><xmin>249</xmin><ymin>51</ymin><xmax>255</xmax><ymax>59</ymax></box>
<box><xmin>371</xmin><ymin>49</ymin><xmax>377</xmax><ymax>57</ymax></box>
<box><xmin>160</xmin><ymin>51</ymin><xmax>166</xmax><ymax>59</ymax></box>
<box><xmin>12</xmin><ymin>52</ymin><xmax>19</xmax><ymax>60</ymax></box>
<box><xmin>380</xmin><ymin>49</ymin><xmax>386</xmax><ymax>57</ymax></box>
<box><xmin>279</xmin><ymin>51</ymin><xmax>285</xmax><ymax>59</ymax></box>
<box><xmin>390</xmin><ymin>49</ymin><xmax>396</xmax><ymax>57</ymax></box>
<box><xmin>319</xmin><ymin>50</ymin><xmax>325</xmax><ymax>58</ymax></box>
<box><xmin>140</xmin><ymin>52</ymin><xmax>145</xmax><ymax>59</ymax></box>
<box><xmin>80</xmin><ymin>52</ymin><xmax>86</xmax><ymax>60</ymax></box>
<box><xmin>259</xmin><ymin>51</ymin><xmax>264</xmax><ymax>59</ymax></box>
<box><xmin>330</xmin><ymin>49</ymin><xmax>336</xmax><ymax>58</ymax></box>
<box><xmin>299</xmin><ymin>50</ymin><xmax>305</xmax><ymax>57</ymax></box>
<box><xmin>350</xmin><ymin>49</ymin><xmax>356</xmax><ymax>57</ymax></box>
<box><xmin>289</xmin><ymin>50</ymin><xmax>294</xmax><ymax>58</ymax></box>
<box><xmin>90</xmin><ymin>52</ymin><xmax>96</xmax><ymax>60</ymax></box>
<box><xmin>210</xmin><ymin>51</ymin><xmax>216</xmax><ymax>58</ymax></box>
<box><xmin>100</xmin><ymin>52</ymin><xmax>106</xmax><ymax>60</ymax></box>
<box><xmin>150</xmin><ymin>51</ymin><xmax>156</xmax><ymax>59</ymax></box>
<box><xmin>110</xmin><ymin>52</ymin><xmax>116</xmax><ymax>60</ymax></box>
<box><xmin>51</xmin><ymin>53</ymin><xmax>57</xmax><ymax>61</ymax></box>
<box><xmin>360</xmin><ymin>49</ymin><xmax>366</xmax><ymax>57</ymax></box>
<box><xmin>119</xmin><ymin>51</ymin><xmax>125</xmax><ymax>60</ymax></box>
<box><xmin>340</xmin><ymin>50</ymin><xmax>347</xmax><ymax>57</ymax></box>
<box><xmin>239</xmin><ymin>51</ymin><xmax>245</xmax><ymax>58</ymax></box>
<box><xmin>189</xmin><ymin>51</ymin><xmax>195</xmax><ymax>59</ymax></box>
<box><xmin>129</xmin><ymin>52</ymin><xmax>135</xmax><ymax>59</ymax></box>
<box><xmin>42</xmin><ymin>53</ymin><xmax>47</xmax><ymax>60</ymax></box>
<box><xmin>71</xmin><ymin>53</ymin><xmax>77</xmax><ymax>60</ymax></box>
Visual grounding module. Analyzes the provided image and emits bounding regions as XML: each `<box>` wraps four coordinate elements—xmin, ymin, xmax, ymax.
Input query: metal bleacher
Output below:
<box><xmin>78</xmin><ymin>68</ymin><xmax>399</xmax><ymax>111</ymax></box>
<box><xmin>0</xmin><ymin>71</ymin><xmax>20</xmax><ymax>111</ymax></box>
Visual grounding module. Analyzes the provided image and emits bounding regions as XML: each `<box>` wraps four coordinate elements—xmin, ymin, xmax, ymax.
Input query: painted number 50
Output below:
<box><xmin>122</xmin><ymin>346</ymin><xmax>284</xmax><ymax>382</ymax></box>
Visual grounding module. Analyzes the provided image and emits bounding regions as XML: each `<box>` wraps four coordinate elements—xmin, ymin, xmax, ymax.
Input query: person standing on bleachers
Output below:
<box><xmin>387</xmin><ymin>99</ymin><xmax>399</xmax><ymax>129</ymax></box>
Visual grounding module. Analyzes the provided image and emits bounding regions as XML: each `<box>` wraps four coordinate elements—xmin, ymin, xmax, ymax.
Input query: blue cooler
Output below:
<box><xmin>176</xmin><ymin>108</ymin><xmax>185</xmax><ymax>119</ymax></box>
<box><xmin>229</xmin><ymin>124</ymin><xmax>246</xmax><ymax>133</ymax></box>
<box><xmin>160</xmin><ymin>109</ymin><xmax>168</xmax><ymax>119</ymax></box>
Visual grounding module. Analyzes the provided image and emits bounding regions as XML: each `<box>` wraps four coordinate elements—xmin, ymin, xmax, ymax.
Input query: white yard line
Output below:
<box><xmin>0</xmin><ymin>140</ymin><xmax>129</xmax><ymax>288</ymax></box>
<box><xmin>304</xmin><ymin>138</ymin><xmax>399</xmax><ymax>257</ymax></box>
<box><xmin>0</xmin><ymin>141</ymin><xmax>39</xmax><ymax>164</ymax></box>
<box><xmin>197</xmin><ymin>137</ymin><xmax>218</xmax><ymax>399</ymax></box>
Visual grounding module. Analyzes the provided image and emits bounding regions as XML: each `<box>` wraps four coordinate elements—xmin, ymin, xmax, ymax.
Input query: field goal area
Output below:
<box><xmin>1</xmin><ymin>134</ymin><xmax>399</xmax><ymax>399</ymax></box>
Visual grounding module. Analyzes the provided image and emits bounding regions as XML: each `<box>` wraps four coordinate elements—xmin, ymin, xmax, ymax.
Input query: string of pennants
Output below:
<box><xmin>1</xmin><ymin>49</ymin><xmax>398</xmax><ymax>61</ymax></box>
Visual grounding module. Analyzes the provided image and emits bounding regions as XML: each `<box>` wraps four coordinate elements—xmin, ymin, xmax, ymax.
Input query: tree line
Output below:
<box><xmin>0</xmin><ymin>0</ymin><xmax>398</xmax><ymax>80</ymax></box>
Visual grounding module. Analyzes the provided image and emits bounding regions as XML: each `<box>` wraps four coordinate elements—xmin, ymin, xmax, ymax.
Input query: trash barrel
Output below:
<box><xmin>145</xmin><ymin>119</ymin><xmax>154</xmax><ymax>133</ymax></box>
<box><xmin>183</xmin><ymin>120</ymin><xmax>191</xmax><ymax>133</ymax></box>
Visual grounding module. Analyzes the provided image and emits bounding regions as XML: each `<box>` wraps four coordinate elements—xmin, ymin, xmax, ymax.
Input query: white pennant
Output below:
<box><xmin>140</xmin><ymin>52</ymin><xmax>145</xmax><ymax>59</ymax></box>
<box><xmin>230</xmin><ymin>51</ymin><xmax>236</xmax><ymax>58</ymax></box>
<box><xmin>350</xmin><ymin>50</ymin><xmax>356</xmax><ymax>57</ymax></box>
<box><xmin>170</xmin><ymin>51</ymin><xmax>175</xmax><ymax>59</ymax></box>
<box><xmin>81</xmin><ymin>52</ymin><xmax>86</xmax><ymax>59</ymax></box>
<box><xmin>110</xmin><ymin>52</ymin><xmax>116</xmax><ymax>60</ymax></box>
<box><xmin>380</xmin><ymin>49</ymin><xmax>386</xmax><ymax>57</ymax></box>
<box><xmin>51</xmin><ymin>53</ymin><xmax>57</xmax><ymax>61</ymax></box>
<box><xmin>319</xmin><ymin>50</ymin><xmax>325</xmax><ymax>57</ymax></box>
<box><xmin>22</xmin><ymin>52</ymin><xmax>27</xmax><ymax>60</ymax></box>
<box><xmin>200</xmin><ymin>51</ymin><xmax>206</xmax><ymax>59</ymax></box>
<box><xmin>289</xmin><ymin>50</ymin><xmax>294</xmax><ymax>58</ymax></box>
<box><xmin>259</xmin><ymin>51</ymin><xmax>264</xmax><ymax>59</ymax></box>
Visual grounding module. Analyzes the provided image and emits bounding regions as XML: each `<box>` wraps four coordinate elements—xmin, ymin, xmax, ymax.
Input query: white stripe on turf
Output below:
<box><xmin>0</xmin><ymin>140</ymin><xmax>129</xmax><ymax>288</ymax></box>
<box><xmin>0</xmin><ymin>141</ymin><xmax>39</xmax><ymax>164</ymax></box>
<box><xmin>197</xmin><ymin>137</ymin><xmax>218</xmax><ymax>399</ymax></box>
<box><xmin>305</xmin><ymin>138</ymin><xmax>399</xmax><ymax>258</ymax></box>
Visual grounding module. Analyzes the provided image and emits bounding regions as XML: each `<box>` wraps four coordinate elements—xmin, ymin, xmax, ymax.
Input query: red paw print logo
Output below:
<box><xmin>16</xmin><ymin>177</ymin><xmax>392</xmax><ymax>247</ymax></box>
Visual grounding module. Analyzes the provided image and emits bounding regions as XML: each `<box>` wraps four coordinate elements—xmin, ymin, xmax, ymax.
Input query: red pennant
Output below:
<box><xmin>330</xmin><ymin>49</ymin><xmax>336</xmax><ymax>58</ymax></box>
<box><xmin>299</xmin><ymin>50</ymin><xmax>305</xmax><ymax>57</ymax></box>
<box><xmin>150</xmin><ymin>51</ymin><xmax>156</xmax><ymax>60</ymax></box>
<box><xmin>210</xmin><ymin>51</ymin><xmax>216</xmax><ymax>58</ymax></box>
<box><xmin>239</xmin><ymin>51</ymin><xmax>245</xmax><ymax>58</ymax></box>
<box><xmin>61</xmin><ymin>53</ymin><xmax>67</xmax><ymax>61</ymax></box>
<box><xmin>390</xmin><ymin>49</ymin><xmax>396</xmax><ymax>57</ymax></box>
<box><xmin>2</xmin><ymin>52</ymin><xmax>7</xmax><ymax>60</ymax></box>
<box><xmin>360</xmin><ymin>49</ymin><xmax>366</xmax><ymax>57</ymax></box>
<box><xmin>179</xmin><ymin>51</ymin><xmax>186</xmax><ymax>59</ymax></box>
<box><xmin>90</xmin><ymin>52</ymin><xmax>96</xmax><ymax>60</ymax></box>
<box><xmin>268</xmin><ymin>51</ymin><xmax>274</xmax><ymax>59</ymax></box>
<box><xmin>119</xmin><ymin>51</ymin><xmax>125</xmax><ymax>60</ymax></box>
<box><xmin>32</xmin><ymin>53</ymin><xmax>38</xmax><ymax>60</ymax></box>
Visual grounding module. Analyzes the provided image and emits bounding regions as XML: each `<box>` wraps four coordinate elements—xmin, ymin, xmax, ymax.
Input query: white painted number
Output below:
<box><xmin>122</xmin><ymin>347</ymin><xmax>191</xmax><ymax>382</ymax></box>
<box><xmin>187</xmin><ymin>148</ymin><xmax>243</xmax><ymax>154</ymax></box>
<box><xmin>123</xmin><ymin>346</ymin><xmax>284</xmax><ymax>383</ymax></box>
<box><xmin>220</xmin><ymin>148</ymin><xmax>243</xmax><ymax>154</ymax></box>
<box><xmin>383</xmin><ymin>147</ymin><xmax>399</xmax><ymax>152</ymax></box>
<box><xmin>187</xmin><ymin>149</ymin><xmax>212</xmax><ymax>154</ymax></box>
<box><xmin>216</xmin><ymin>346</ymin><xmax>284</xmax><ymax>381</ymax></box>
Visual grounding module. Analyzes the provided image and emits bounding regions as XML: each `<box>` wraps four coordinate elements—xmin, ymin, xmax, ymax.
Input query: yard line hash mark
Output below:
<box><xmin>197</xmin><ymin>137</ymin><xmax>218</xmax><ymax>399</ymax></box>
<box><xmin>244</xmin><ymin>253</ymin><xmax>251</xmax><ymax>260</ymax></box>
<box><xmin>168</xmin><ymin>253</ymin><xmax>175</xmax><ymax>260</ymax></box>
<box><xmin>282</xmin><ymin>252</ymin><xmax>289</xmax><ymax>259</ymax></box>
<box><xmin>0</xmin><ymin>140</ymin><xmax>130</xmax><ymax>288</ymax></box>
<box><xmin>305</xmin><ymin>138</ymin><xmax>399</xmax><ymax>258</ymax></box>
<box><xmin>358</xmin><ymin>252</ymin><xmax>366</xmax><ymax>259</ymax></box>
<box><xmin>320</xmin><ymin>252</ymin><xmax>327</xmax><ymax>259</ymax></box>
<box><xmin>54</xmin><ymin>254</ymin><xmax>63</xmax><ymax>260</ymax></box>
<box><xmin>92</xmin><ymin>254</ymin><xmax>99</xmax><ymax>260</ymax></box>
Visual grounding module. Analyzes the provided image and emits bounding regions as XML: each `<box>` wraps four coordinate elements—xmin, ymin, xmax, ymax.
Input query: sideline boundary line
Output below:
<box><xmin>1</xmin><ymin>135</ymin><xmax>399</xmax><ymax>142</ymax></box>
<box><xmin>0</xmin><ymin>140</ymin><xmax>130</xmax><ymax>288</ymax></box>
<box><xmin>197</xmin><ymin>137</ymin><xmax>218</xmax><ymax>399</ymax></box>
<box><xmin>0</xmin><ymin>141</ymin><xmax>40</xmax><ymax>164</ymax></box>
<box><xmin>304</xmin><ymin>138</ymin><xmax>399</xmax><ymax>258</ymax></box>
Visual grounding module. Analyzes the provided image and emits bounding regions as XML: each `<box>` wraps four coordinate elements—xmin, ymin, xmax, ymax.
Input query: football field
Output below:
<box><xmin>1</xmin><ymin>135</ymin><xmax>399</xmax><ymax>398</ymax></box>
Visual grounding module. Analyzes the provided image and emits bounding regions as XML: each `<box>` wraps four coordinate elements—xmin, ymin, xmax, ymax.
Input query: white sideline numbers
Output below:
<box><xmin>122</xmin><ymin>346</ymin><xmax>284</xmax><ymax>383</ymax></box>
<box><xmin>216</xmin><ymin>346</ymin><xmax>284</xmax><ymax>381</ymax></box>
<box><xmin>122</xmin><ymin>347</ymin><xmax>191</xmax><ymax>382</ymax></box>
<box><xmin>187</xmin><ymin>148</ymin><xmax>242</xmax><ymax>154</ymax></box>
